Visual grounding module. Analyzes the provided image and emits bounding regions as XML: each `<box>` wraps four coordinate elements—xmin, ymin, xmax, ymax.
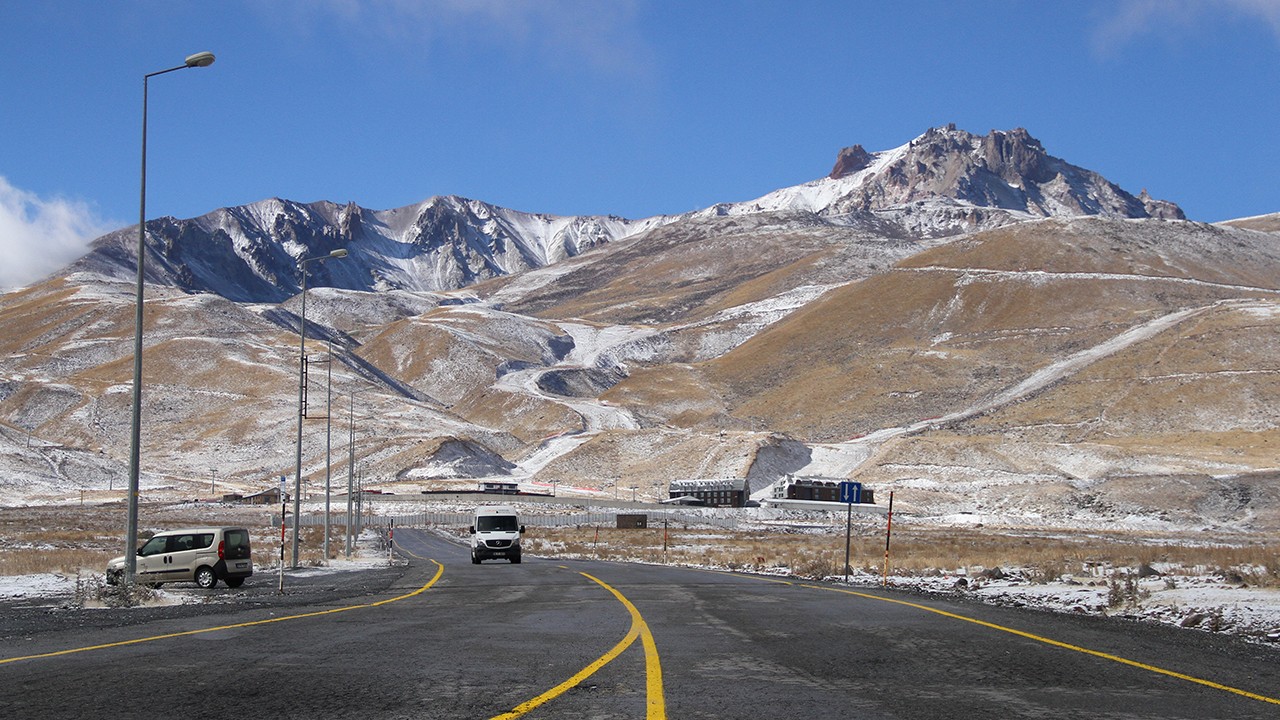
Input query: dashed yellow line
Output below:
<box><xmin>0</xmin><ymin>561</ymin><xmax>445</xmax><ymax>666</ymax></box>
<box><xmin>804</xmin><ymin>584</ymin><xmax>1280</xmax><ymax>707</ymax></box>
<box><xmin>491</xmin><ymin>571</ymin><xmax>665</xmax><ymax>720</ymax></box>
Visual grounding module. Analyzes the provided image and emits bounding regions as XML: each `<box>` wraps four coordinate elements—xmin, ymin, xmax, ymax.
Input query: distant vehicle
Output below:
<box><xmin>469</xmin><ymin>506</ymin><xmax>525</xmax><ymax>564</ymax></box>
<box><xmin>106</xmin><ymin>527</ymin><xmax>253</xmax><ymax>589</ymax></box>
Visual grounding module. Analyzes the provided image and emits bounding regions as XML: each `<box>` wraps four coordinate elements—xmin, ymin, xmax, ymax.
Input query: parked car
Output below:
<box><xmin>106</xmin><ymin>526</ymin><xmax>253</xmax><ymax>589</ymax></box>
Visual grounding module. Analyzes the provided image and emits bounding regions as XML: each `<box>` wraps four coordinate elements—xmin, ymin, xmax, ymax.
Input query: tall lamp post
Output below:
<box><xmin>125</xmin><ymin>51</ymin><xmax>216</xmax><ymax>586</ymax></box>
<box><xmin>291</xmin><ymin>248</ymin><xmax>348</xmax><ymax>568</ymax></box>
<box><xmin>345</xmin><ymin>391</ymin><xmax>356</xmax><ymax>558</ymax></box>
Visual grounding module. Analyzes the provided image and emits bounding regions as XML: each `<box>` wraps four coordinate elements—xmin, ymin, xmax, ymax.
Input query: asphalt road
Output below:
<box><xmin>2</xmin><ymin>528</ymin><xmax>1278</xmax><ymax>719</ymax></box>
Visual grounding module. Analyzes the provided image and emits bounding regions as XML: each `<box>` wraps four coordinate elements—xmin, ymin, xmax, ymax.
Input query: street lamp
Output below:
<box><xmin>124</xmin><ymin>51</ymin><xmax>216</xmax><ymax>586</ymax></box>
<box><xmin>345</xmin><ymin>391</ymin><xmax>356</xmax><ymax>558</ymax></box>
<box><xmin>291</xmin><ymin>248</ymin><xmax>348</xmax><ymax>568</ymax></box>
<box><xmin>323</xmin><ymin>340</ymin><xmax>334</xmax><ymax>564</ymax></box>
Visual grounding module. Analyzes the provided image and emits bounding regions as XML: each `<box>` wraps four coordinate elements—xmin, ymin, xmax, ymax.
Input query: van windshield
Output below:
<box><xmin>476</xmin><ymin>515</ymin><xmax>518</xmax><ymax>532</ymax></box>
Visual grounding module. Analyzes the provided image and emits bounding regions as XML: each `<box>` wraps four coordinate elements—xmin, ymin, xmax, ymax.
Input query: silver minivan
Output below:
<box><xmin>106</xmin><ymin>527</ymin><xmax>253</xmax><ymax>588</ymax></box>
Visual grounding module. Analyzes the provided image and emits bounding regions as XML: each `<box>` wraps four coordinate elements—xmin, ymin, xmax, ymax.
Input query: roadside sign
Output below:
<box><xmin>839</xmin><ymin>480</ymin><xmax>862</xmax><ymax>583</ymax></box>
<box><xmin>839</xmin><ymin>481</ymin><xmax>862</xmax><ymax>504</ymax></box>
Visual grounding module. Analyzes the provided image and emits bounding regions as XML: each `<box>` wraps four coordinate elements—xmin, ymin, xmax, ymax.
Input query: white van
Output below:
<box><xmin>106</xmin><ymin>527</ymin><xmax>253</xmax><ymax>588</ymax></box>
<box><xmin>469</xmin><ymin>506</ymin><xmax>525</xmax><ymax>564</ymax></box>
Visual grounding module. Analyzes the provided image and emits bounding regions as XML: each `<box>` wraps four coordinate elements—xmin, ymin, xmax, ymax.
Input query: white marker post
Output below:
<box><xmin>278</xmin><ymin>475</ymin><xmax>287</xmax><ymax>593</ymax></box>
<box><xmin>882</xmin><ymin>491</ymin><xmax>895</xmax><ymax>587</ymax></box>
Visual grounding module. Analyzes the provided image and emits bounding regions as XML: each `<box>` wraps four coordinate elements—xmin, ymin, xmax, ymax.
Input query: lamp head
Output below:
<box><xmin>329</xmin><ymin>248</ymin><xmax>349</xmax><ymax>259</ymax></box>
<box><xmin>185</xmin><ymin>52</ymin><xmax>216</xmax><ymax>68</ymax></box>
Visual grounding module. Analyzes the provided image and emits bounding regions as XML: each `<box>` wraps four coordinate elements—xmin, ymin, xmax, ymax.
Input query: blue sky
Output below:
<box><xmin>2</xmin><ymin>1</ymin><xmax>1278</xmax><ymax>288</ymax></box>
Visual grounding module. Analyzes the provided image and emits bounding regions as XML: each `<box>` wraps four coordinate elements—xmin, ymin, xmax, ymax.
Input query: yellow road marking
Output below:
<box><xmin>0</xmin><ymin>561</ymin><xmax>445</xmax><ymax>666</ymax></box>
<box><xmin>491</xmin><ymin>572</ymin><xmax>666</xmax><ymax>720</ymax></box>
<box><xmin>804</xmin><ymin>584</ymin><xmax>1280</xmax><ymax>707</ymax></box>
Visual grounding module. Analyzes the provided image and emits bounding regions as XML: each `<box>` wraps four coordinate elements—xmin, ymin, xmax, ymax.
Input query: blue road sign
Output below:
<box><xmin>839</xmin><ymin>481</ymin><xmax>862</xmax><ymax>504</ymax></box>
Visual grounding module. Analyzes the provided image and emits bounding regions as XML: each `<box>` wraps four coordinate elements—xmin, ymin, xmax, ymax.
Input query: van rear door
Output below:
<box><xmin>220</xmin><ymin>528</ymin><xmax>253</xmax><ymax>578</ymax></box>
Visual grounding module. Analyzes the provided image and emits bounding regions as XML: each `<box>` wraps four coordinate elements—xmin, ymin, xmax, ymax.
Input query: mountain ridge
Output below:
<box><xmin>5</xmin><ymin>125</ymin><xmax>1278</xmax><ymax>534</ymax></box>
<box><xmin>66</xmin><ymin>125</ymin><xmax>1182</xmax><ymax>303</ymax></box>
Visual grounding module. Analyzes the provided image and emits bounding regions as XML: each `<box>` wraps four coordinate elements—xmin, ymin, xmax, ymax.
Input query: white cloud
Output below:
<box><xmin>0</xmin><ymin>177</ymin><xmax>116</xmax><ymax>290</ymax></box>
<box><xmin>1093</xmin><ymin>0</ymin><xmax>1280</xmax><ymax>55</ymax></box>
<box><xmin>285</xmin><ymin>0</ymin><xmax>653</xmax><ymax>80</ymax></box>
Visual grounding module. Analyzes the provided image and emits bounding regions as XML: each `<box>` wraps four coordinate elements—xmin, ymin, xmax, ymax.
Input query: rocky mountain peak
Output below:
<box><xmin>1138</xmin><ymin>189</ymin><xmax>1187</xmax><ymax>220</ymax></box>
<box><xmin>828</xmin><ymin>125</ymin><xmax>1182</xmax><ymax>224</ymax></box>
<box><xmin>829</xmin><ymin>144</ymin><xmax>873</xmax><ymax>179</ymax></box>
<box><xmin>978</xmin><ymin>127</ymin><xmax>1054</xmax><ymax>185</ymax></box>
<box><xmin>721</xmin><ymin>124</ymin><xmax>1186</xmax><ymax>237</ymax></box>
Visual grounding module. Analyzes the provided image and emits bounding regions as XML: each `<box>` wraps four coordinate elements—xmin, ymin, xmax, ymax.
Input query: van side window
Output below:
<box><xmin>139</xmin><ymin>536</ymin><xmax>168</xmax><ymax>556</ymax></box>
<box><xmin>192</xmin><ymin>534</ymin><xmax>214</xmax><ymax>549</ymax></box>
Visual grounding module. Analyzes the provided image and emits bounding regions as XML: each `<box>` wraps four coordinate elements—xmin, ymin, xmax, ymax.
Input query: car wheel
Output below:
<box><xmin>512</xmin><ymin>553</ymin><xmax>521</xmax><ymax>564</ymax></box>
<box><xmin>105</xmin><ymin>569</ymin><xmax>121</xmax><ymax>586</ymax></box>
<box><xmin>195</xmin><ymin>566</ymin><xmax>218</xmax><ymax>589</ymax></box>
<box><xmin>224</xmin><ymin>577</ymin><xmax>245</xmax><ymax>588</ymax></box>
<box><xmin>471</xmin><ymin>552</ymin><xmax>481</xmax><ymax>564</ymax></box>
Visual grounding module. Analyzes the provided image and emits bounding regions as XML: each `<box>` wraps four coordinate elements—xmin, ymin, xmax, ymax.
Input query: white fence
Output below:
<box><xmin>272</xmin><ymin>510</ymin><xmax>742</xmax><ymax>530</ymax></box>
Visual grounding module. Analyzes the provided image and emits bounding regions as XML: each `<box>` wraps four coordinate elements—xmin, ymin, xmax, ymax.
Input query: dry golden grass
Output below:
<box><xmin>0</xmin><ymin>548</ymin><xmax>115</xmax><ymax>576</ymax></box>
<box><xmin>524</xmin><ymin>524</ymin><xmax>1279</xmax><ymax>587</ymax></box>
<box><xmin>4</xmin><ymin>505</ymin><xmax>1275</xmax><ymax>591</ymax></box>
<box><xmin>0</xmin><ymin>504</ymin><xmax>284</xmax><ymax>577</ymax></box>
<box><xmin>1222</xmin><ymin>214</ymin><xmax>1280</xmax><ymax>233</ymax></box>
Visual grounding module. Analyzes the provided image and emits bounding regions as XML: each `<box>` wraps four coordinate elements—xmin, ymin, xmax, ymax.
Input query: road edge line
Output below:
<box><xmin>0</xmin><ymin>560</ymin><xmax>445</xmax><ymax>666</ymax></box>
<box><xmin>803</xmin><ymin>583</ymin><xmax>1280</xmax><ymax>707</ymax></box>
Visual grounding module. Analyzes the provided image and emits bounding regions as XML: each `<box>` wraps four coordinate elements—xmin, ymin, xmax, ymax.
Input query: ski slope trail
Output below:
<box><xmin>795</xmin><ymin>304</ymin><xmax>1214</xmax><ymax>480</ymax></box>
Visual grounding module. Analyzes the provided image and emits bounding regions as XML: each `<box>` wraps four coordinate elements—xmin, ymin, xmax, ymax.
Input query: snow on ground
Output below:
<box><xmin>1</xmin><ymin>530</ymin><xmax>396</xmax><ymax>609</ymax></box>
<box><xmin>835</xmin><ymin>567</ymin><xmax>1280</xmax><ymax>646</ymax></box>
<box><xmin>555</xmin><ymin>321</ymin><xmax>660</xmax><ymax>368</ymax></box>
<box><xmin>3</xmin><ymin>502</ymin><xmax>1277</xmax><ymax>648</ymax></box>
<box><xmin>0</xmin><ymin>572</ymin><xmax>79</xmax><ymax>600</ymax></box>
<box><xmin>709</xmin><ymin>139</ymin><xmax>914</xmax><ymax>216</ymax></box>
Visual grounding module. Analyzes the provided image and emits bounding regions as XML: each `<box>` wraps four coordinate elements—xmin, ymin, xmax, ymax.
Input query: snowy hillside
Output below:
<box><xmin>2</xmin><ymin>125</ymin><xmax>1278</xmax><ymax>537</ymax></box>
<box><xmin>70</xmin><ymin>195</ymin><xmax>675</xmax><ymax>303</ymax></box>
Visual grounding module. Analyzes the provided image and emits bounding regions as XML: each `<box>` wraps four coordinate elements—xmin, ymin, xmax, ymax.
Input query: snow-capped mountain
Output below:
<box><xmin>66</xmin><ymin>125</ymin><xmax>1182</xmax><ymax>303</ymax></box>
<box><xmin>702</xmin><ymin>125</ymin><xmax>1183</xmax><ymax>237</ymax></box>
<box><xmin>12</xmin><ymin>123</ymin><xmax>1276</xmax><ymax>534</ymax></box>
<box><xmin>71</xmin><ymin>195</ymin><xmax>673</xmax><ymax>303</ymax></box>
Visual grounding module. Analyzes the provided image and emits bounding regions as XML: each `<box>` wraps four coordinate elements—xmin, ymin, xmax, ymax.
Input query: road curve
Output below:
<box><xmin>1</xmin><ymin>527</ymin><xmax>1277</xmax><ymax>719</ymax></box>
